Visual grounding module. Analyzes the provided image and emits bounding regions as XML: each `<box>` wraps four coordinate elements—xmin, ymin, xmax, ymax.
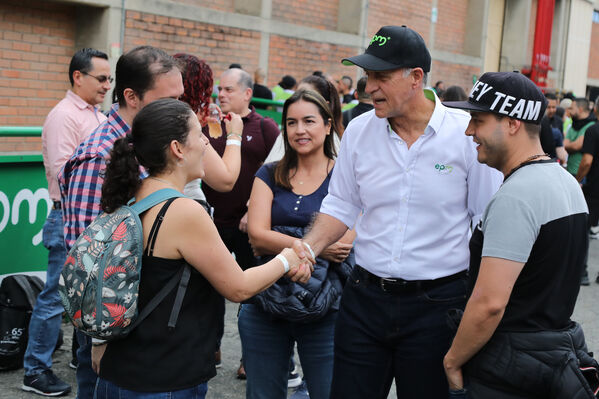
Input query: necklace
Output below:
<box><xmin>505</xmin><ymin>153</ymin><xmax>549</xmax><ymax>180</ymax></box>
<box><xmin>148</xmin><ymin>176</ymin><xmax>178</xmax><ymax>189</ymax></box>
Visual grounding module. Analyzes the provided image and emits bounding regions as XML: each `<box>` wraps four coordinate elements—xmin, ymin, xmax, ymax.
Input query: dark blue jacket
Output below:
<box><xmin>248</xmin><ymin>225</ymin><xmax>354</xmax><ymax>323</ymax></box>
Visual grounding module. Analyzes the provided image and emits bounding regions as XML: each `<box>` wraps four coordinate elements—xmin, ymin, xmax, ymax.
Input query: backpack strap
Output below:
<box><xmin>28</xmin><ymin>276</ymin><xmax>44</xmax><ymax>294</ymax></box>
<box><xmin>129</xmin><ymin>264</ymin><xmax>190</xmax><ymax>332</ymax></box>
<box><xmin>129</xmin><ymin>188</ymin><xmax>185</xmax><ymax>215</ymax></box>
<box><xmin>144</xmin><ymin>197</ymin><xmax>177</xmax><ymax>257</ymax></box>
<box><xmin>167</xmin><ymin>265</ymin><xmax>191</xmax><ymax>330</ymax></box>
<box><xmin>134</xmin><ymin>196</ymin><xmax>191</xmax><ymax>331</ymax></box>
<box><xmin>12</xmin><ymin>275</ymin><xmax>38</xmax><ymax>309</ymax></box>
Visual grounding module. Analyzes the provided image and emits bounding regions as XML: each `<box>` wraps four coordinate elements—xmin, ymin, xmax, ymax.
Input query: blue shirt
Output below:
<box><xmin>256</xmin><ymin>162</ymin><xmax>332</xmax><ymax>228</ymax></box>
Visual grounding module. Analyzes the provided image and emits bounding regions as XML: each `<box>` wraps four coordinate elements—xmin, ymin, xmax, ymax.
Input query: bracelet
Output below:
<box><xmin>226</xmin><ymin>139</ymin><xmax>241</xmax><ymax>147</ymax></box>
<box><xmin>302</xmin><ymin>242</ymin><xmax>315</xmax><ymax>260</ymax></box>
<box><xmin>227</xmin><ymin>133</ymin><xmax>242</xmax><ymax>140</ymax></box>
<box><xmin>275</xmin><ymin>254</ymin><xmax>290</xmax><ymax>273</ymax></box>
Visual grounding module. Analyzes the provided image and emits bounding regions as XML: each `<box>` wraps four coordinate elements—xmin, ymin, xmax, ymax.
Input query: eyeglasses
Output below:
<box><xmin>81</xmin><ymin>71</ymin><xmax>114</xmax><ymax>84</ymax></box>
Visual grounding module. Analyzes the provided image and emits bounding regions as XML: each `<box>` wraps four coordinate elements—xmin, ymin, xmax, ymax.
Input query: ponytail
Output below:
<box><xmin>101</xmin><ymin>136</ymin><xmax>142</xmax><ymax>213</ymax></box>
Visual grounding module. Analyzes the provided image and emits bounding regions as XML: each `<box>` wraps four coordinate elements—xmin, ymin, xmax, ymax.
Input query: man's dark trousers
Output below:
<box><xmin>330</xmin><ymin>266</ymin><xmax>468</xmax><ymax>399</ymax></box>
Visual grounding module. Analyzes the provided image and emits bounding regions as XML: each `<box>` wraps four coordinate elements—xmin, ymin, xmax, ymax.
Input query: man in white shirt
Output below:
<box><xmin>295</xmin><ymin>25</ymin><xmax>501</xmax><ymax>398</ymax></box>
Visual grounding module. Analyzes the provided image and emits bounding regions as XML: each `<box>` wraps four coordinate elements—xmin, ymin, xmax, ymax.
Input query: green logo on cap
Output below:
<box><xmin>370</xmin><ymin>35</ymin><xmax>391</xmax><ymax>46</ymax></box>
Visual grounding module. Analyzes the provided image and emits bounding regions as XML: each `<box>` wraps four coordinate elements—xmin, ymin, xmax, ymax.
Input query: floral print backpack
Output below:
<box><xmin>58</xmin><ymin>188</ymin><xmax>189</xmax><ymax>341</ymax></box>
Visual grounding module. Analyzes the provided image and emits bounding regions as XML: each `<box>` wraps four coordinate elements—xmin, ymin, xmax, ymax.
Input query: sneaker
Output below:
<box><xmin>590</xmin><ymin>226</ymin><xmax>599</xmax><ymax>239</ymax></box>
<box><xmin>236</xmin><ymin>360</ymin><xmax>246</xmax><ymax>380</ymax></box>
<box><xmin>215</xmin><ymin>350</ymin><xmax>222</xmax><ymax>369</ymax></box>
<box><xmin>290</xmin><ymin>380</ymin><xmax>309</xmax><ymax>398</ymax></box>
<box><xmin>22</xmin><ymin>370</ymin><xmax>71</xmax><ymax>397</ymax></box>
<box><xmin>581</xmin><ymin>270</ymin><xmax>590</xmax><ymax>286</ymax></box>
<box><xmin>288</xmin><ymin>367</ymin><xmax>302</xmax><ymax>388</ymax></box>
<box><xmin>68</xmin><ymin>358</ymin><xmax>77</xmax><ymax>370</ymax></box>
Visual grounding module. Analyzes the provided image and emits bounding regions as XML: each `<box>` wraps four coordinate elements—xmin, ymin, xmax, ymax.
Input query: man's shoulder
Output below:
<box><xmin>72</xmin><ymin>119</ymin><xmax>123</xmax><ymax>159</ymax></box>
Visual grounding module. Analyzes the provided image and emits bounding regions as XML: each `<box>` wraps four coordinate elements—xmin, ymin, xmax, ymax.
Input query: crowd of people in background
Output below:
<box><xmin>19</xmin><ymin>22</ymin><xmax>599</xmax><ymax>399</ymax></box>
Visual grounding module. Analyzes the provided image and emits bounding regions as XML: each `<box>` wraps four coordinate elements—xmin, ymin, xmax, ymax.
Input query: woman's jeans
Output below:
<box><xmin>94</xmin><ymin>378</ymin><xmax>207</xmax><ymax>399</ymax></box>
<box><xmin>238</xmin><ymin>304</ymin><xmax>336</xmax><ymax>399</ymax></box>
<box><xmin>23</xmin><ymin>209</ymin><xmax>66</xmax><ymax>376</ymax></box>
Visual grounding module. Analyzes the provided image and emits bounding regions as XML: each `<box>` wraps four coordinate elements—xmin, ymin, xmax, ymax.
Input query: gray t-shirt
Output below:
<box><xmin>469</xmin><ymin>160</ymin><xmax>588</xmax><ymax>331</ymax></box>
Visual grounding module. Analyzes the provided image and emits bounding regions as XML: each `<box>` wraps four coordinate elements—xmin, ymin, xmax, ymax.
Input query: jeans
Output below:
<box><xmin>238</xmin><ymin>304</ymin><xmax>336</xmax><ymax>399</ymax></box>
<box><xmin>94</xmin><ymin>378</ymin><xmax>207</xmax><ymax>399</ymax></box>
<box><xmin>330</xmin><ymin>266</ymin><xmax>468</xmax><ymax>399</ymax></box>
<box><xmin>76</xmin><ymin>331</ymin><xmax>97</xmax><ymax>399</ymax></box>
<box><xmin>23</xmin><ymin>209</ymin><xmax>66</xmax><ymax>376</ymax></box>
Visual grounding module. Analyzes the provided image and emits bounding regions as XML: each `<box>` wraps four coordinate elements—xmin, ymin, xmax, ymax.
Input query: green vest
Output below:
<box><xmin>566</xmin><ymin>121</ymin><xmax>596</xmax><ymax>175</ymax></box>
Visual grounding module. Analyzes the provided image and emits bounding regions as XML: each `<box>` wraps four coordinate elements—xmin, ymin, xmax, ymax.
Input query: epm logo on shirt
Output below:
<box><xmin>435</xmin><ymin>163</ymin><xmax>453</xmax><ymax>174</ymax></box>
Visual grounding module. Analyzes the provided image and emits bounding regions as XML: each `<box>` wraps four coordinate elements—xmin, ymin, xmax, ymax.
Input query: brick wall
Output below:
<box><xmin>431</xmin><ymin>59</ymin><xmax>480</xmax><ymax>94</ymax></box>
<box><xmin>0</xmin><ymin>0</ymin><xmax>75</xmax><ymax>152</ymax></box>
<box><xmin>169</xmin><ymin>0</ymin><xmax>234</xmax><ymax>13</ymax></box>
<box><xmin>272</xmin><ymin>0</ymin><xmax>339</xmax><ymax>31</ymax></box>
<box><xmin>267</xmin><ymin>35</ymin><xmax>357</xmax><ymax>88</ymax></box>
<box><xmin>435</xmin><ymin>0</ymin><xmax>468</xmax><ymax>53</ymax></box>
<box><xmin>367</xmin><ymin>1</ymin><xmax>433</xmax><ymax>43</ymax></box>
<box><xmin>588</xmin><ymin>18</ymin><xmax>599</xmax><ymax>80</ymax></box>
<box><xmin>124</xmin><ymin>10</ymin><xmax>261</xmax><ymax>80</ymax></box>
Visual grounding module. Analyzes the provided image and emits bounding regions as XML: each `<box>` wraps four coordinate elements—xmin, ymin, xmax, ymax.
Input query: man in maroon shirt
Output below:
<box><xmin>203</xmin><ymin>67</ymin><xmax>279</xmax><ymax>375</ymax></box>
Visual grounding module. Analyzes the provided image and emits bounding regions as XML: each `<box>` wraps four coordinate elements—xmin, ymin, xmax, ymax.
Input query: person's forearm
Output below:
<box><xmin>576</xmin><ymin>162</ymin><xmax>591</xmax><ymax>182</ymax></box>
<box><xmin>444</xmin><ymin>298</ymin><xmax>504</xmax><ymax>369</ymax></box>
<box><xmin>303</xmin><ymin>213</ymin><xmax>348</xmax><ymax>256</ymax></box>
<box><xmin>202</xmin><ymin>144</ymin><xmax>241</xmax><ymax>192</ymax></box>
<box><xmin>250</xmin><ymin>229</ymin><xmax>299</xmax><ymax>256</ymax></box>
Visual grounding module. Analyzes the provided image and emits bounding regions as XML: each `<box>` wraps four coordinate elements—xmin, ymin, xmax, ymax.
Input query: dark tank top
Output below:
<box><xmin>99</xmin><ymin>199</ymin><xmax>221</xmax><ymax>392</ymax></box>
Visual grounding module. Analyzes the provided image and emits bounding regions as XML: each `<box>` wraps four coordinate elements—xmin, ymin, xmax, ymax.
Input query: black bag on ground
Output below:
<box><xmin>0</xmin><ymin>275</ymin><xmax>44</xmax><ymax>370</ymax></box>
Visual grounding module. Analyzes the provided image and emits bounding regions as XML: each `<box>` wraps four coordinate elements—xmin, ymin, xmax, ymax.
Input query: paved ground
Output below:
<box><xmin>2</xmin><ymin>240</ymin><xmax>599</xmax><ymax>399</ymax></box>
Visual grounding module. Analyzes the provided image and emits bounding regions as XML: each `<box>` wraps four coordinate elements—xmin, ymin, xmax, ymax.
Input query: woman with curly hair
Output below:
<box><xmin>173</xmin><ymin>53</ymin><xmax>243</xmax><ymax>200</ymax></box>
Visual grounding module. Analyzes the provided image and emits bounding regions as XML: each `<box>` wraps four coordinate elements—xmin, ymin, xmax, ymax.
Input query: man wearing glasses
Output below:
<box><xmin>22</xmin><ymin>48</ymin><xmax>111</xmax><ymax>396</ymax></box>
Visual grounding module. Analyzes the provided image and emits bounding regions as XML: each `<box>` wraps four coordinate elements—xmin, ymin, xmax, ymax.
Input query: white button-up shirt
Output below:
<box><xmin>320</xmin><ymin>90</ymin><xmax>502</xmax><ymax>279</ymax></box>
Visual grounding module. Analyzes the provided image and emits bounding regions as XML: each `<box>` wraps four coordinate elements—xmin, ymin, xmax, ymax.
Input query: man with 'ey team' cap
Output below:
<box><xmin>292</xmin><ymin>25</ymin><xmax>502</xmax><ymax>398</ymax></box>
<box><xmin>443</xmin><ymin>72</ymin><xmax>598</xmax><ymax>398</ymax></box>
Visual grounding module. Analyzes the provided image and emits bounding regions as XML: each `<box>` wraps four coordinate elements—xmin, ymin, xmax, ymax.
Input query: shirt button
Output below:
<box><xmin>298</xmin><ymin>195</ymin><xmax>303</xmax><ymax>199</ymax></box>
<box><xmin>294</xmin><ymin>207</ymin><xmax>298</xmax><ymax>211</ymax></box>
<box><xmin>296</xmin><ymin>200</ymin><xmax>300</xmax><ymax>204</ymax></box>
<box><xmin>394</xmin><ymin>257</ymin><xmax>400</xmax><ymax>262</ymax></box>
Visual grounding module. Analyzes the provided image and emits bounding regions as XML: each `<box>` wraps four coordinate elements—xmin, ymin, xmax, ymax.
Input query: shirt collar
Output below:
<box><xmin>66</xmin><ymin>90</ymin><xmax>98</xmax><ymax>112</ymax></box>
<box><xmin>385</xmin><ymin>89</ymin><xmax>445</xmax><ymax>137</ymax></box>
<box><xmin>106</xmin><ymin>103</ymin><xmax>130</xmax><ymax>134</ymax></box>
<box><xmin>422</xmin><ymin>88</ymin><xmax>444</xmax><ymax>136</ymax></box>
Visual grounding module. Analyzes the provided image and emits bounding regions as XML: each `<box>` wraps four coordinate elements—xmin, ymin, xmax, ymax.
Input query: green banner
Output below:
<box><xmin>0</xmin><ymin>159</ymin><xmax>49</xmax><ymax>276</ymax></box>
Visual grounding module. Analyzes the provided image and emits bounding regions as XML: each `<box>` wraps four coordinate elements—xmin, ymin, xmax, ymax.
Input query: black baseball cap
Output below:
<box><xmin>342</xmin><ymin>25</ymin><xmax>431</xmax><ymax>72</ymax></box>
<box><xmin>443</xmin><ymin>72</ymin><xmax>548</xmax><ymax>124</ymax></box>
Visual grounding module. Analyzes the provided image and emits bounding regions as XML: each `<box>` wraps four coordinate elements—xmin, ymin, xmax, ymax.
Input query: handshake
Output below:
<box><xmin>277</xmin><ymin>240</ymin><xmax>318</xmax><ymax>284</ymax></box>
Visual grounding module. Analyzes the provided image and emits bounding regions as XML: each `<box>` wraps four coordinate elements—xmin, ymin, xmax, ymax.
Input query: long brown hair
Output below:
<box><xmin>274</xmin><ymin>89</ymin><xmax>338</xmax><ymax>190</ymax></box>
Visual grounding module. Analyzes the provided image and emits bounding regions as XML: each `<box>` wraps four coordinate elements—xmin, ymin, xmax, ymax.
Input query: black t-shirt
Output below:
<box><xmin>469</xmin><ymin>161</ymin><xmax>588</xmax><ymax>332</ymax></box>
<box><xmin>581</xmin><ymin>122</ymin><xmax>599</xmax><ymax>198</ymax></box>
<box><xmin>252</xmin><ymin>83</ymin><xmax>273</xmax><ymax>109</ymax></box>
<box><xmin>540</xmin><ymin>117</ymin><xmax>557</xmax><ymax>159</ymax></box>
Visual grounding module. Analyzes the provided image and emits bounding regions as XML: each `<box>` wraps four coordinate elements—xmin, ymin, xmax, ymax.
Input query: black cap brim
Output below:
<box><xmin>342</xmin><ymin>53</ymin><xmax>403</xmax><ymax>71</ymax></box>
<box><xmin>443</xmin><ymin>100</ymin><xmax>492</xmax><ymax>113</ymax></box>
